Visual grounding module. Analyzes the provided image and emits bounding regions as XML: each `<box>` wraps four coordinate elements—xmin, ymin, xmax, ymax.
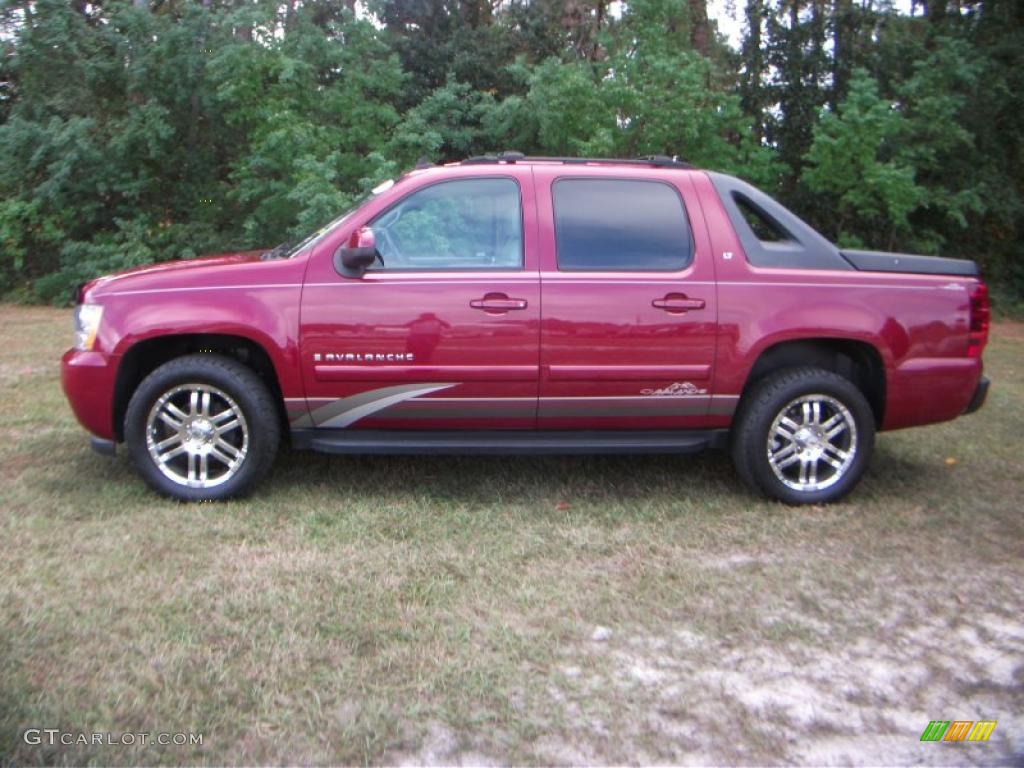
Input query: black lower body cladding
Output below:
<box><xmin>841</xmin><ymin>249</ymin><xmax>979</xmax><ymax>277</ymax></box>
<box><xmin>965</xmin><ymin>376</ymin><xmax>990</xmax><ymax>414</ymax></box>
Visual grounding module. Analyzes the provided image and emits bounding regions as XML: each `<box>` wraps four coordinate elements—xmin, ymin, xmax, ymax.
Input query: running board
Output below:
<box><xmin>291</xmin><ymin>429</ymin><xmax>729</xmax><ymax>455</ymax></box>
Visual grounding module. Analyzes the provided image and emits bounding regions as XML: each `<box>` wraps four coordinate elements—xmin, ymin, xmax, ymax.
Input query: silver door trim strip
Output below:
<box><xmin>717</xmin><ymin>281</ymin><xmax>957</xmax><ymax>290</ymax></box>
<box><xmin>106</xmin><ymin>283</ymin><xmax>302</xmax><ymax>296</ymax></box>
<box><xmin>303</xmin><ymin>279</ymin><xmax>539</xmax><ymax>287</ymax></box>
<box><xmin>539</xmin><ymin>277</ymin><xmax>717</xmax><ymax>285</ymax></box>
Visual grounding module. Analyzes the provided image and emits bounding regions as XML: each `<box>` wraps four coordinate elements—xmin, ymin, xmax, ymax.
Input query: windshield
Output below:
<box><xmin>266</xmin><ymin>179</ymin><xmax>396</xmax><ymax>260</ymax></box>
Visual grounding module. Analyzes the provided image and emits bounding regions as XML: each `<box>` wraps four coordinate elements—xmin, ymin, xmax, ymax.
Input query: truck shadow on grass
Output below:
<box><xmin>859</xmin><ymin>444</ymin><xmax>956</xmax><ymax>497</ymax></box>
<box><xmin>21</xmin><ymin>431</ymin><xmax>957</xmax><ymax>518</ymax></box>
<box><xmin>269</xmin><ymin>447</ymin><xmax>743</xmax><ymax>505</ymax></box>
<box><xmin>262</xmin><ymin>438</ymin><xmax>948</xmax><ymax>513</ymax></box>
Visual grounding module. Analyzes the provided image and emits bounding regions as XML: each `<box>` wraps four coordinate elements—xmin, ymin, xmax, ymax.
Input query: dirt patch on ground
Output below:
<box><xmin>386</xmin><ymin>566</ymin><xmax>1024</xmax><ymax>766</ymax></box>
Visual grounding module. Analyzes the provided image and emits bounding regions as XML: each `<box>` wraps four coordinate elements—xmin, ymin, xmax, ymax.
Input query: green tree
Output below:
<box><xmin>894</xmin><ymin>37</ymin><xmax>984</xmax><ymax>252</ymax></box>
<box><xmin>764</xmin><ymin>0</ymin><xmax>831</xmax><ymax>189</ymax></box>
<box><xmin>0</xmin><ymin>0</ymin><xmax>231</xmax><ymax>300</ymax></box>
<box><xmin>386</xmin><ymin>78</ymin><xmax>500</xmax><ymax>164</ymax></box>
<box><xmin>515</xmin><ymin>58</ymin><xmax>614</xmax><ymax>156</ymax></box>
<box><xmin>802</xmin><ymin>69</ymin><xmax>922</xmax><ymax>247</ymax></box>
<box><xmin>0</xmin><ymin>0</ymin><xmax>1022</xmax><ymax>307</ymax></box>
<box><xmin>211</xmin><ymin>5</ymin><xmax>404</xmax><ymax>245</ymax></box>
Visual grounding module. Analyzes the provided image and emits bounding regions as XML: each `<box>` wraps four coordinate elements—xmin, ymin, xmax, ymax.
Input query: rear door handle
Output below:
<box><xmin>470</xmin><ymin>293</ymin><xmax>528</xmax><ymax>313</ymax></box>
<box><xmin>652</xmin><ymin>294</ymin><xmax>706</xmax><ymax>313</ymax></box>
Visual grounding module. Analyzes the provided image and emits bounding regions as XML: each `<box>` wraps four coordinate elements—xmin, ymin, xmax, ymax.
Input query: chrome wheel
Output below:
<box><xmin>145</xmin><ymin>383</ymin><xmax>249</xmax><ymax>489</ymax></box>
<box><xmin>766</xmin><ymin>394</ymin><xmax>857</xmax><ymax>492</ymax></box>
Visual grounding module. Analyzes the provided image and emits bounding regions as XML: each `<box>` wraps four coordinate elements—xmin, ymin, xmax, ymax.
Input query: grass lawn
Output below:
<box><xmin>1</xmin><ymin>304</ymin><xmax>1022</xmax><ymax>766</ymax></box>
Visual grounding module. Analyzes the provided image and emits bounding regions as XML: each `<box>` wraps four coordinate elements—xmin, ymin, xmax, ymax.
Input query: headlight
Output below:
<box><xmin>73</xmin><ymin>304</ymin><xmax>104</xmax><ymax>351</ymax></box>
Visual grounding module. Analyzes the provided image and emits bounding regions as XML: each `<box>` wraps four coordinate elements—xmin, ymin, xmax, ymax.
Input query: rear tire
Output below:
<box><xmin>731</xmin><ymin>366</ymin><xmax>875</xmax><ymax>505</ymax></box>
<box><xmin>124</xmin><ymin>354</ymin><xmax>280</xmax><ymax>501</ymax></box>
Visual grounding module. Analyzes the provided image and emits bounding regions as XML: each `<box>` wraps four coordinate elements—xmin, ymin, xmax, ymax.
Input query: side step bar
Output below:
<box><xmin>291</xmin><ymin>429</ymin><xmax>730</xmax><ymax>455</ymax></box>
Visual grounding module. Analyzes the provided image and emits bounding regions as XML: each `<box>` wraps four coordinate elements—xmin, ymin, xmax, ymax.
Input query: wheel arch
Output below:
<box><xmin>739</xmin><ymin>338</ymin><xmax>886</xmax><ymax>426</ymax></box>
<box><xmin>112</xmin><ymin>334</ymin><xmax>287</xmax><ymax>441</ymax></box>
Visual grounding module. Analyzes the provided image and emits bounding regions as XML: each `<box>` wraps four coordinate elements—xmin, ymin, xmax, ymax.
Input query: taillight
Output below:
<box><xmin>967</xmin><ymin>282</ymin><xmax>990</xmax><ymax>358</ymax></box>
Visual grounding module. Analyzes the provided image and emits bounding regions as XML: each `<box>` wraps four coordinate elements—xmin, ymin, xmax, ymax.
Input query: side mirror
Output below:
<box><xmin>334</xmin><ymin>226</ymin><xmax>378</xmax><ymax>278</ymax></box>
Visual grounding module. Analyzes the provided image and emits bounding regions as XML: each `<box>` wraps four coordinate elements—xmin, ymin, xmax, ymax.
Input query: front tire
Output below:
<box><xmin>731</xmin><ymin>366</ymin><xmax>875</xmax><ymax>505</ymax></box>
<box><xmin>124</xmin><ymin>354</ymin><xmax>280</xmax><ymax>501</ymax></box>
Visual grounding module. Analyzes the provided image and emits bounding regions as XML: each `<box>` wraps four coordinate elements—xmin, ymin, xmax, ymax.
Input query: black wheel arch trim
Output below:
<box><xmin>111</xmin><ymin>333</ymin><xmax>287</xmax><ymax>441</ymax></box>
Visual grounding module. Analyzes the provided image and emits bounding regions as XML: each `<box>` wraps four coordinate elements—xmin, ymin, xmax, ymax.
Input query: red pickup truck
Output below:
<box><xmin>61</xmin><ymin>154</ymin><xmax>990</xmax><ymax>504</ymax></box>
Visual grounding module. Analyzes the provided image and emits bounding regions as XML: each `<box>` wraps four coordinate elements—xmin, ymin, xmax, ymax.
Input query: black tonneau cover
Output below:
<box><xmin>707</xmin><ymin>172</ymin><xmax>980</xmax><ymax>277</ymax></box>
<box><xmin>841</xmin><ymin>249</ymin><xmax>979</xmax><ymax>277</ymax></box>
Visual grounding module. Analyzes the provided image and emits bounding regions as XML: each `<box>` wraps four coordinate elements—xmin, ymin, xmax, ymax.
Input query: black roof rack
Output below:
<box><xmin>461</xmin><ymin>151</ymin><xmax>694</xmax><ymax>169</ymax></box>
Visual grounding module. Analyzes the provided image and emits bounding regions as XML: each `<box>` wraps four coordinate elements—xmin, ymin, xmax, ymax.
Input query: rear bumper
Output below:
<box><xmin>883</xmin><ymin>357</ymin><xmax>983</xmax><ymax>430</ymax></box>
<box><xmin>61</xmin><ymin>348</ymin><xmax>118</xmax><ymax>440</ymax></box>
<box><xmin>964</xmin><ymin>376</ymin><xmax>990</xmax><ymax>415</ymax></box>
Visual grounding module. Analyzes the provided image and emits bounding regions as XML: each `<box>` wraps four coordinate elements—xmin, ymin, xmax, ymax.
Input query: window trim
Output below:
<box><xmin>551</xmin><ymin>176</ymin><xmax>696</xmax><ymax>273</ymax></box>
<box><xmin>707</xmin><ymin>171</ymin><xmax>852</xmax><ymax>271</ymax></box>
<box><xmin>365</xmin><ymin>176</ymin><xmax>525</xmax><ymax>273</ymax></box>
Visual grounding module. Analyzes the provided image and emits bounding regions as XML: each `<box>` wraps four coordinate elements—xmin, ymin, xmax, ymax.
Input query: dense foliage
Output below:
<box><xmin>0</xmin><ymin>0</ymin><xmax>1021</xmax><ymax>306</ymax></box>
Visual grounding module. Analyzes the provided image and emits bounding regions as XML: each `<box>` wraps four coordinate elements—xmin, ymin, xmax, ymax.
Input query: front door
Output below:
<box><xmin>298</xmin><ymin>172</ymin><xmax>540</xmax><ymax>430</ymax></box>
<box><xmin>535</xmin><ymin>172</ymin><xmax>718</xmax><ymax>428</ymax></box>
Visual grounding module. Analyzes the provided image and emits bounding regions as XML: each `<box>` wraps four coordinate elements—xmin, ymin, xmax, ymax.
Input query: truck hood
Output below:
<box><xmin>81</xmin><ymin>250</ymin><xmax>274</xmax><ymax>300</ymax></box>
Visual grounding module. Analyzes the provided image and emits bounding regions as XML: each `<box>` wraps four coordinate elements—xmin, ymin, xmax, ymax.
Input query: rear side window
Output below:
<box><xmin>552</xmin><ymin>179</ymin><xmax>693</xmax><ymax>271</ymax></box>
<box><xmin>735</xmin><ymin>194</ymin><xmax>792</xmax><ymax>243</ymax></box>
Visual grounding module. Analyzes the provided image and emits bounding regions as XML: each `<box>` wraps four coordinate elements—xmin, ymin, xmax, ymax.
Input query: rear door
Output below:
<box><xmin>536</xmin><ymin>170</ymin><xmax>719</xmax><ymax>428</ymax></box>
<box><xmin>298</xmin><ymin>170</ymin><xmax>540</xmax><ymax>430</ymax></box>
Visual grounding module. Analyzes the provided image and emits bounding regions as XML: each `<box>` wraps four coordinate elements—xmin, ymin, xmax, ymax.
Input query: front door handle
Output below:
<box><xmin>470</xmin><ymin>293</ymin><xmax>528</xmax><ymax>314</ymax></box>
<box><xmin>652</xmin><ymin>294</ymin><xmax>705</xmax><ymax>313</ymax></box>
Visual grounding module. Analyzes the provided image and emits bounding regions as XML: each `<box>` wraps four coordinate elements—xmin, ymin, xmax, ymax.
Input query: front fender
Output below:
<box><xmin>100</xmin><ymin>287</ymin><xmax>304</xmax><ymax>398</ymax></box>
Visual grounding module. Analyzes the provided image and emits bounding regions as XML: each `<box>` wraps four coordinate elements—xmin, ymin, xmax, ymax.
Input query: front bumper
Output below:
<box><xmin>964</xmin><ymin>376</ymin><xmax>990</xmax><ymax>415</ymax></box>
<box><xmin>61</xmin><ymin>348</ymin><xmax>118</xmax><ymax>440</ymax></box>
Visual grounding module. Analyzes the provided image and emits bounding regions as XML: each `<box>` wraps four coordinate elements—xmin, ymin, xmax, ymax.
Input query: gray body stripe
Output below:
<box><xmin>291</xmin><ymin>413</ymin><xmax>315</xmax><ymax>429</ymax></box>
<box><xmin>540</xmin><ymin>403</ymin><xmax>711</xmax><ymax>418</ymax></box>
<box><xmin>309</xmin><ymin>383</ymin><xmax>457</xmax><ymax>428</ymax></box>
<box><xmin>290</xmin><ymin>386</ymin><xmax>739</xmax><ymax>428</ymax></box>
<box><xmin>372</xmin><ymin>405</ymin><xmax>538</xmax><ymax>420</ymax></box>
<box><xmin>306</xmin><ymin>383</ymin><xmax>445</xmax><ymax>424</ymax></box>
<box><xmin>708</xmin><ymin>404</ymin><xmax>738</xmax><ymax>416</ymax></box>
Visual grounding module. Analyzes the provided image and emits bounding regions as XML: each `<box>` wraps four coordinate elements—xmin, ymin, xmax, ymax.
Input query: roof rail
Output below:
<box><xmin>461</xmin><ymin>152</ymin><xmax>694</xmax><ymax>169</ymax></box>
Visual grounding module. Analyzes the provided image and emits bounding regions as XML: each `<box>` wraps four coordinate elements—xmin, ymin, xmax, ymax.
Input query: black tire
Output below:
<box><xmin>124</xmin><ymin>354</ymin><xmax>280</xmax><ymax>501</ymax></box>
<box><xmin>731</xmin><ymin>366</ymin><xmax>875</xmax><ymax>505</ymax></box>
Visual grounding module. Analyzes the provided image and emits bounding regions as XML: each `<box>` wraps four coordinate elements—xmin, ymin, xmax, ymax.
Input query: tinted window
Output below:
<box><xmin>735</xmin><ymin>194</ymin><xmax>792</xmax><ymax>243</ymax></box>
<box><xmin>369</xmin><ymin>178</ymin><xmax>522</xmax><ymax>270</ymax></box>
<box><xmin>553</xmin><ymin>179</ymin><xmax>692</xmax><ymax>271</ymax></box>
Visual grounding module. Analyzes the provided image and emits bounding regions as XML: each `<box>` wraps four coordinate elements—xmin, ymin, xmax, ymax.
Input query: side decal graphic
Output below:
<box><xmin>641</xmin><ymin>382</ymin><xmax>709</xmax><ymax>396</ymax></box>
<box><xmin>299</xmin><ymin>383</ymin><xmax>458</xmax><ymax>428</ymax></box>
<box><xmin>292</xmin><ymin>388</ymin><xmax>741</xmax><ymax>428</ymax></box>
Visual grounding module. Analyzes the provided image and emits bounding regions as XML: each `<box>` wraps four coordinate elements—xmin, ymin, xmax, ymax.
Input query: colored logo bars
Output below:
<box><xmin>921</xmin><ymin>720</ymin><xmax>997</xmax><ymax>742</ymax></box>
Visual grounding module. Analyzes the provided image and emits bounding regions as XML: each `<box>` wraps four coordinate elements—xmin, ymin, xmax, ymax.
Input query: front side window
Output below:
<box><xmin>369</xmin><ymin>178</ymin><xmax>522</xmax><ymax>270</ymax></box>
<box><xmin>553</xmin><ymin>179</ymin><xmax>693</xmax><ymax>271</ymax></box>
